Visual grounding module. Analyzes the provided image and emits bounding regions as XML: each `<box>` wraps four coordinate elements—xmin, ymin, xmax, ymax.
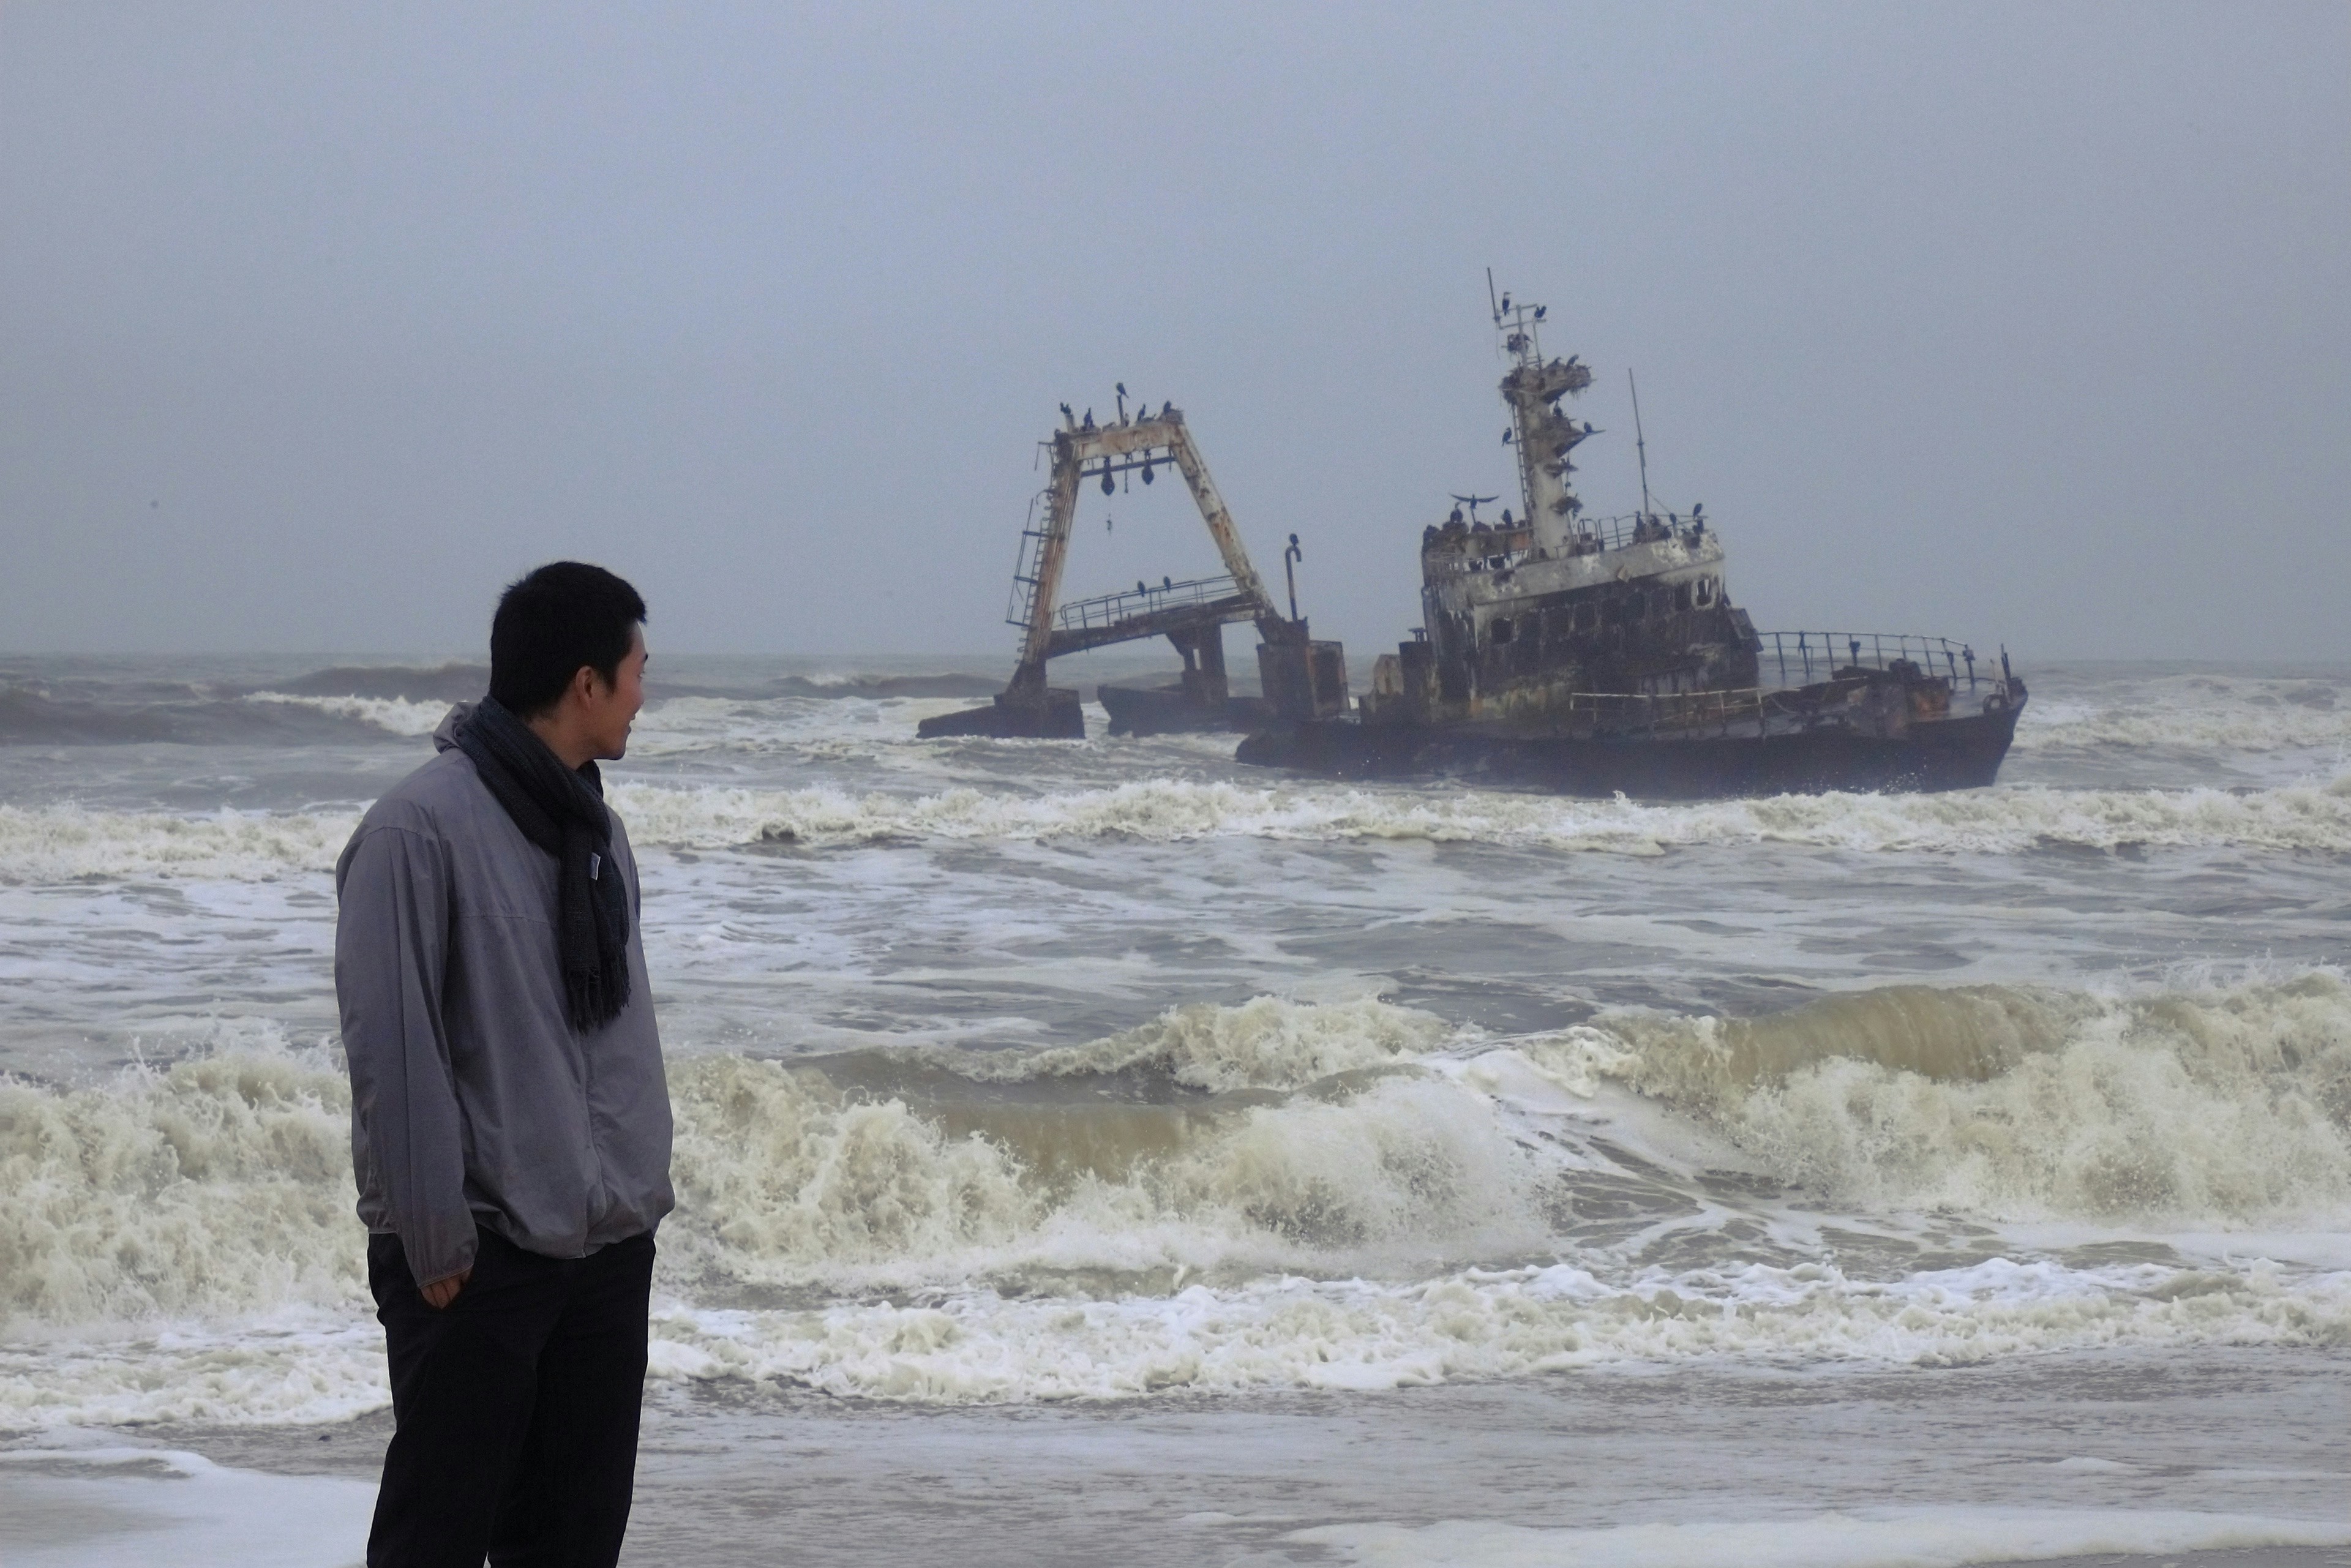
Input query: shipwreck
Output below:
<box><xmin>1232</xmin><ymin>284</ymin><xmax>2028</xmax><ymax>797</ymax></box>
<box><xmin>925</xmin><ymin>288</ymin><xmax>2024</xmax><ymax>798</ymax></box>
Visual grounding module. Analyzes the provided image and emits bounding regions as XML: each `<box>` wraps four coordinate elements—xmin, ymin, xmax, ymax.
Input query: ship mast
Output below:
<box><xmin>1490</xmin><ymin>280</ymin><xmax>1595</xmax><ymax>558</ymax></box>
<box><xmin>1629</xmin><ymin>368</ymin><xmax>1652</xmax><ymax>520</ymax></box>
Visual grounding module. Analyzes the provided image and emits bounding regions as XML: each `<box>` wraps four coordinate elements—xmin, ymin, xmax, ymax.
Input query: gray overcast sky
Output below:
<box><xmin>3</xmin><ymin>2</ymin><xmax>2345</xmax><ymax>661</ymax></box>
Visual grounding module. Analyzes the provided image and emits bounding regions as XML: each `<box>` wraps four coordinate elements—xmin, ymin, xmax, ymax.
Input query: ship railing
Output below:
<box><xmin>1054</xmin><ymin>574</ymin><xmax>1245</xmax><ymax>633</ymax></box>
<box><xmin>1757</xmin><ymin>631</ymin><xmax>1989</xmax><ymax>689</ymax></box>
<box><xmin>1565</xmin><ymin>512</ymin><xmax>1708</xmax><ymax>554</ymax></box>
<box><xmin>1424</xmin><ymin>511</ymin><xmax>1709</xmax><ymax>572</ymax></box>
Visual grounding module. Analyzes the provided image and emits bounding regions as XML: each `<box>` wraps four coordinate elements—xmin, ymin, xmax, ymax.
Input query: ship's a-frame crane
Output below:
<box><xmin>920</xmin><ymin>402</ymin><xmax>1345</xmax><ymax>740</ymax></box>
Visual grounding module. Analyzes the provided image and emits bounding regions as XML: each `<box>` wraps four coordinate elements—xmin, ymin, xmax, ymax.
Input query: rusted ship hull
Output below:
<box><xmin>1235</xmin><ymin>699</ymin><xmax>2025</xmax><ymax>800</ymax></box>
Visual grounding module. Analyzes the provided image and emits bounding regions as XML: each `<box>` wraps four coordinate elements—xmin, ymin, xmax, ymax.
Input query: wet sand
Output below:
<box><xmin>12</xmin><ymin>1346</ymin><xmax>2341</xmax><ymax>1567</ymax></box>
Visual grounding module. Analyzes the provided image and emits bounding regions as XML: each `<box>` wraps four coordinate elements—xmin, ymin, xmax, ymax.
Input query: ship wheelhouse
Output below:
<box><xmin>1362</xmin><ymin>295</ymin><xmax>1763</xmax><ymax>733</ymax></box>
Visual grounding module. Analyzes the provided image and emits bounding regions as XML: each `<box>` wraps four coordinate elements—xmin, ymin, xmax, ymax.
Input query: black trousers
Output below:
<box><xmin>366</xmin><ymin>1227</ymin><xmax>657</xmax><ymax>1568</ymax></box>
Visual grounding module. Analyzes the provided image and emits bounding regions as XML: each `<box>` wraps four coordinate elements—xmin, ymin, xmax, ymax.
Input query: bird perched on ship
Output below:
<box><xmin>1533</xmin><ymin>305</ymin><xmax>1547</xmax><ymax>320</ymax></box>
<box><xmin>1082</xmin><ymin>408</ymin><xmax>1095</xmax><ymax>429</ymax></box>
<box><xmin>1060</xmin><ymin>402</ymin><xmax>1073</xmax><ymax>421</ymax></box>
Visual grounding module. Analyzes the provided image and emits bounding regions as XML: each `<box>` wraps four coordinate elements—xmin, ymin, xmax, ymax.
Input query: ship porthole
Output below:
<box><xmin>1491</xmin><ymin>617</ymin><xmax>1515</xmax><ymax>645</ymax></box>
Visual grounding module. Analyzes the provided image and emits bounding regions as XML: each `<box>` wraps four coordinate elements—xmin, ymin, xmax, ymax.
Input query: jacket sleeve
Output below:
<box><xmin>335</xmin><ymin>822</ymin><xmax>476</xmax><ymax>1287</ymax></box>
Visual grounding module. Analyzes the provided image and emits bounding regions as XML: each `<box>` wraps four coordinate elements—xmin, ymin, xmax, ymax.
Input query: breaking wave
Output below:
<box><xmin>946</xmin><ymin>994</ymin><xmax>1456</xmax><ymax>1093</ymax></box>
<box><xmin>0</xmin><ymin>663</ymin><xmax>1005</xmax><ymax>754</ymax></box>
<box><xmin>751</xmin><ymin>673</ymin><xmax>1001</xmax><ymax>701</ymax></box>
<box><xmin>8</xmin><ymin>977</ymin><xmax>2345</xmax><ymax>1302</ymax></box>
<box><xmin>640</xmin><ymin>1253</ymin><xmax>2350</xmax><ymax>1405</ymax></box>
<box><xmin>0</xmin><ymin>804</ymin><xmax>358</xmax><ymax>883</ymax></box>
<box><xmin>1535</xmin><ymin>971</ymin><xmax>2351</xmax><ymax>1221</ymax></box>
<box><xmin>604</xmin><ymin>774</ymin><xmax>2351</xmax><ymax>856</ymax></box>
<box><xmin>2</xmin><ymin>978</ymin><xmax>2346</xmax><ymax>1419</ymax></box>
<box><xmin>0</xmin><ymin>1022</ymin><xmax>363</xmax><ymax>1326</ymax></box>
<box><xmin>0</xmin><ymin>685</ymin><xmax>395</xmax><ymax>746</ymax></box>
<box><xmin>2015</xmin><ymin>678</ymin><xmax>2347</xmax><ymax>756</ymax></box>
<box><xmin>614</xmin><ymin>693</ymin><xmax>992</xmax><ymax>760</ymax></box>
<box><xmin>242</xmin><ymin>692</ymin><xmax>451</xmax><ymax>737</ymax></box>
<box><xmin>8</xmin><ymin>770</ymin><xmax>2351</xmax><ymax>883</ymax></box>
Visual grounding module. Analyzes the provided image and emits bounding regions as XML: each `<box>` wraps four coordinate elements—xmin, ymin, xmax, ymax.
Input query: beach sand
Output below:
<box><xmin>11</xmin><ymin>1346</ymin><xmax>2342</xmax><ymax>1567</ymax></box>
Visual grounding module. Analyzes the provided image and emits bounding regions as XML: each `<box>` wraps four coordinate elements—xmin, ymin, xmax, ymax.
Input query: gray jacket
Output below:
<box><xmin>334</xmin><ymin>704</ymin><xmax>673</xmax><ymax>1288</ymax></box>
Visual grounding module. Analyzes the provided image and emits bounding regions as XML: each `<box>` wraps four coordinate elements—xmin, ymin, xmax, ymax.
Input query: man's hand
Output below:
<box><xmin>420</xmin><ymin>1268</ymin><xmax>472</xmax><ymax>1310</ymax></box>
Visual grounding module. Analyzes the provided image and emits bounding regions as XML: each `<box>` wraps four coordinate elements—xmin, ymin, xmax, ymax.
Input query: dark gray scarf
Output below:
<box><xmin>456</xmin><ymin>696</ymin><xmax>632</xmax><ymax>1030</ymax></box>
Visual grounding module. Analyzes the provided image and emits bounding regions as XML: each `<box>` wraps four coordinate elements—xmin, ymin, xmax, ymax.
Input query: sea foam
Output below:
<box><xmin>0</xmin><ymin>804</ymin><xmax>358</xmax><ymax>883</ymax></box>
<box><xmin>1545</xmin><ymin>971</ymin><xmax>2351</xmax><ymax>1223</ymax></box>
<box><xmin>241</xmin><ymin>692</ymin><xmax>451</xmax><ymax>737</ymax></box>
<box><xmin>637</xmin><ymin>1254</ymin><xmax>2351</xmax><ymax>1405</ymax></box>
<box><xmin>4</xmin><ymin>980</ymin><xmax>2349</xmax><ymax>1422</ymax></box>
<box><xmin>9</xmin><ymin>770</ymin><xmax>2349</xmax><ymax>886</ymax></box>
<box><xmin>6</xmin><ymin>979</ymin><xmax>2345</xmax><ymax>1322</ymax></box>
<box><xmin>606</xmin><ymin>773</ymin><xmax>2351</xmax><ymax>857</ymax></box>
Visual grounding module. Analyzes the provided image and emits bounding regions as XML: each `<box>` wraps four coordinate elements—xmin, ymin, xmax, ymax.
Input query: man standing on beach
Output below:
<box><xmin>335</xmin><ymin>561</ymin><xmax>673</xmax><ymax>1567</ymax></box>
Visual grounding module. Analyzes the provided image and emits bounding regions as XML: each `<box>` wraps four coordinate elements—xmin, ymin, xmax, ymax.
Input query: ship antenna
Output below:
<box><xmin>1628</xmin><ymin>368</ymin><xmax>1653</xmax><ymax>520</ymax></box>
<box><xmin>1487</xmin><ymin>267</ymin><xmax>1500</xmax><ymax>324</ymax></box>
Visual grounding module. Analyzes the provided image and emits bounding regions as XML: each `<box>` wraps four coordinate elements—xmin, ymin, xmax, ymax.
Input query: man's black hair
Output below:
<box><xmin>489</xmin><ymin>562</ymin><xmax>648</xmax><ymax>718</ymax></box>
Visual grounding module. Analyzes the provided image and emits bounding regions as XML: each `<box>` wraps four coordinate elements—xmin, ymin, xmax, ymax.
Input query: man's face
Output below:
<box><xmin>583</xmin><ymin>626</ymin><xmax>648</xmax><ymax>760</ymax></box>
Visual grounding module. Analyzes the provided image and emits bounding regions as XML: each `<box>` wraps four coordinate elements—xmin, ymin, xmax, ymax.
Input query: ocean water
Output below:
<box><xmin>0</xmin><ymin>652</ymin><xmax>2346</xmax><ymax>1567</ymax></box>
